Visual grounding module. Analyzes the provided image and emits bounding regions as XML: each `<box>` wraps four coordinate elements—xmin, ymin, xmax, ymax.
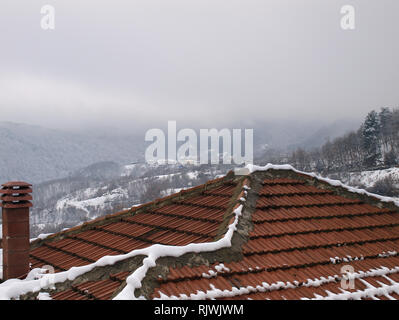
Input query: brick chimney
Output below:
<box><xmin>0</xmin><ymin>181</ymin><xmax>32</xmax><ymax>280</ymax></box>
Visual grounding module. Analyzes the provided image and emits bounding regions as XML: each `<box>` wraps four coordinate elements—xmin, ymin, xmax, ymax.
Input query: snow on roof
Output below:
<box><xmin>151</xmin><ymin>165</ymin><xmax>399</xmax><ymax>300</ymax></box>
<box><xmin>114</xmin><ymin>204</ymin><xmax>243</xmax><ymax>300</ymax></box>
<box><xmin>0</xmin><ymin>173</ymin><xmax>245</xmax><ymax>299</ymax></box>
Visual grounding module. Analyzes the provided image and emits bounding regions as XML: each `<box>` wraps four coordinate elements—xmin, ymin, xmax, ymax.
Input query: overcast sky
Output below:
<box><xmin>0</xmin><ymin>0</ymin><xmax>398</xmax><ymax>132</ymax></box>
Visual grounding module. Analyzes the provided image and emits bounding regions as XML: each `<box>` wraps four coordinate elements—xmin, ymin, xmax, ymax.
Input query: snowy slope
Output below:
<box><xmin>55</xmin><ymin>187</ymin><xmax>129</xmax><ymax>218</ymax></box>
<box><xmin>344</xmin><ymin>167</ymin><xmax>399</xmax><ymax>188</ymax></box>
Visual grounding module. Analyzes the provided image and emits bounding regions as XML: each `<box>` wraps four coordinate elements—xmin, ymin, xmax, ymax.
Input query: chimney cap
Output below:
<box><xmin>1</xmin><ymin>181</ymin><xmax>32</xmax><ymax>188</ymax></box>
<box><xmin>0</xmin><ymin>181</ymin><xmax>32</xmax><ymax>208</ymax></box>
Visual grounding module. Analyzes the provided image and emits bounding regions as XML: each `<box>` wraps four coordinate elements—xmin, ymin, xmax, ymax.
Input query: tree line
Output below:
<box><xmin>289</xmin><ymin>107</ymin><xmax>399</xmax><ymax>173</ymax></box>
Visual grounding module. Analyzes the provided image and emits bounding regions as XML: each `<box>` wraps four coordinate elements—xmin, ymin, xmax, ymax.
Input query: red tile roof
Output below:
<box><xmin>11</xmin><ymin>168</ymin><xmax>399</xmax><ymax>300</ymax></box>
<box><xmin>150</xmin><ymin>176</ymin><xmax>399</xmax><ymax>300</ymax></box>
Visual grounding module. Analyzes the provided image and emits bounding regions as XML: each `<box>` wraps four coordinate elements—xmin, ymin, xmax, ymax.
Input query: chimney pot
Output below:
<box><xmin>1</xmin><ymin>181</ymin><xmax>32</xmax><ymax>280</ymax></box>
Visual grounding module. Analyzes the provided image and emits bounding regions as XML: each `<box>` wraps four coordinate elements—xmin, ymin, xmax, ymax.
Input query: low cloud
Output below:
<box><xmin>1</xmin><ymin>0</ymin><xmax>398</xmax><ymax>131</ymax></box>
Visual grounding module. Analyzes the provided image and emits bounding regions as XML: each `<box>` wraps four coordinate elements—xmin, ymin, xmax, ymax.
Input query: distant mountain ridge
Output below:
<box><xmin>0</xmin><ymin>119</ymin><xmax>359</xmax><ymax>183</ymax></box>
<box><xmin>0</xmin><ymin>122</ymin><xmax>145</xmax><ymax>183</ymax></box>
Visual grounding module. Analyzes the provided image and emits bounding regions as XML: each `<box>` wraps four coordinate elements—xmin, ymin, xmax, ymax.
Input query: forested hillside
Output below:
<box><xmin>289</xmin><ymin>107</ymin><xmax>399</xmax><ymax>173</ymax></box>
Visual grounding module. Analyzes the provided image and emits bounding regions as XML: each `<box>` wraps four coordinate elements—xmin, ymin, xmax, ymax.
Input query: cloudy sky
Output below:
<box><xmin>0</xmin><ymin>0</ymin><xmax>398</xmax><ymax>131</ymax></box>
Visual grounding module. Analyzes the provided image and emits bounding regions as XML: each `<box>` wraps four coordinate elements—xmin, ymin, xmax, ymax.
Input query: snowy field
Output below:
<box><xmin>56</xmin><ymin>187</ymin><xmax>128</xmax><ymax>216</ymax></box>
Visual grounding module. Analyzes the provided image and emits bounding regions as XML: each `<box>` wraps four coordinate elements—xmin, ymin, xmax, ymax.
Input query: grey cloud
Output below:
<box><xmin>0</xmin><ymin>0</ymin><xmax>398</xmax><ymax>131</ymax></box>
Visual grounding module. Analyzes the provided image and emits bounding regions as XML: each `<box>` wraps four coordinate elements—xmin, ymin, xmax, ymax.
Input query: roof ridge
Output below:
<box><xmin>214</xmin><ymin>177</ymin><xmax>250</xmax><ymax>240</ymax></box>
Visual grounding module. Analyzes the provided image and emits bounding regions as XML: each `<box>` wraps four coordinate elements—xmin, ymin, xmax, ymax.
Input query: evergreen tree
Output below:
<box><xmin>362</xmin><ymin>110</ymin><xmax>381</xmax><ymax>167</ymax></box>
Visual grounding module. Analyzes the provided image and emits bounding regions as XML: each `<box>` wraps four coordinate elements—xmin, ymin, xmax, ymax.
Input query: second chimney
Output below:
<box><xmin>1</xmin><ymin>181</ymin><xmax>32</xmax><ymax>280</ymax></box>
